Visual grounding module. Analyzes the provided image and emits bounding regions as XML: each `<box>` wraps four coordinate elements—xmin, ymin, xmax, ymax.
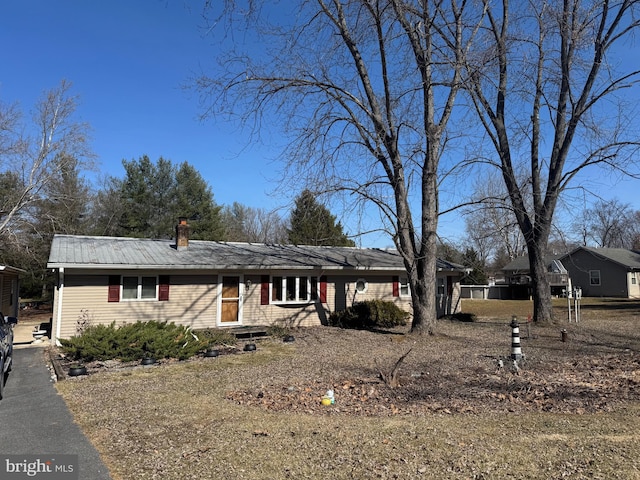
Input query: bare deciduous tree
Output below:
<box><xmin>463</xmin><ymin>172</ymin><xmax>526</xmax><ymax>265</ymax></box>
<box><xmin>573</xmin><ymin>198</ymin><xmax>639</xmax><ymax>248</ymax></box>
<box><xmin>222</xmin><ymin>202</ymin><xmax>288</xmax><ymax>243</ymax></box>
<box><xmin>466</xmin><ymin>0</ymin><xmax>640</xmax><ymax>323</ymax></box>
<box><xmin>628</xmin><ymin>211</ymin><xmax>640</xmax><ymax>250</ymax></box>
<box><xmin>0</xmin><ymin>80</ymin><xmax>92</xmax><ymax>236</ymax></box>
<box><xmin>198</xmin><ymin>0</ymin><xmax>485</xmax><ymax>334</ymax></box>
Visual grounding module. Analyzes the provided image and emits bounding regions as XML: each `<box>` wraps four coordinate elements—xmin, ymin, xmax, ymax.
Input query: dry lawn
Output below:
<box><xmin>55</xmin><ymin>298</ymin><xmax>640</xmax><ymax>479</ymax></box>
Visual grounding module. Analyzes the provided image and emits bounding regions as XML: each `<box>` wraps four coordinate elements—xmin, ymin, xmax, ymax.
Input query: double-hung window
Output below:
<box><xmin>399</xmin><ymin>277</ymin><xmax>410</xmax><ymax>297</ymax></box>
<box><xmin>589</xmin><ymin>270</ymin><xmax>601</xmax><ymax>286</ymax></box>
<box><xmin>122</xmin><ymin>275</ymin><xmax>157</xmax><ymax>300</ymax></box>
<box><xmin>272</xmin><ymin>275</ymin><xmax>318</xmax><ymax>304</ymax></box>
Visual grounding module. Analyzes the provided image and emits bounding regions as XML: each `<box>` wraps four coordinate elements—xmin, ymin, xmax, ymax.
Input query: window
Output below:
<box><xmin>437</xmin><ymin>277</ymin><xmax>445</xmax><ymax>296</ymax></box>
<box><xmin>632</xmin><ymin>273</ymin><xmax>637</xmax><ymax>285</ymax></box>
<box><xmin>272</xmin><ymin>275</ymin><xmax>318</xmax><ymax>303</ymax></box>
<box><xmin>399</xmin><ymin>277</ymin><xmax>410</xmax><ymax>297</ymax></box>
<box><xmin>122</xmin><ymin>276</ymin><xmax>157</xmax><ymax>300</ymax></box>
<box><xmin>355</xmin><ymin>278</ymin><xmax>368</xmax><ymax>293</ymax></box>
<box><xmin>10</xmin><ymin>279</ymin><xmax>16</xmax><ymax>306</ymax></box>
<box><xmin>589</xmin><ymin>270</ymin><xmax>601</xmax><ymax>286</ymax></box>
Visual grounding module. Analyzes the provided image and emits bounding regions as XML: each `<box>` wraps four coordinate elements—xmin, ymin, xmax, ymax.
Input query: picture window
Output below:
<box><xmin>272</xmin><ymin>275</ymin><xmax>318</xmax><ymax>303</ymax></box>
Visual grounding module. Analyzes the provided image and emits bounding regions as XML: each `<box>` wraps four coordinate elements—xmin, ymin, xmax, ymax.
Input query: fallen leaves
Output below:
<box><xmin>226</xmin><ymin>352</ymin><xmax>640</xmax><ymax>416</ymax></box>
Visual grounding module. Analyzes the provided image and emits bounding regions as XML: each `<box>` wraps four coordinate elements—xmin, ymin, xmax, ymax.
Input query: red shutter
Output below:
<box><xmin>159</xmin><ymin>275</ymin><xmax>170</xmax><ymax>301</ymax></box>
<box><xmin>392</xmin><ymin>276</ymin><xmax>399</xmax><ymax>297</ymax></box>
<box><xmin>108</xmin><ymin>275</ymin><xmax>120</xmax><ymax>302</ymax></box>
<box><xmin>319</xmin><ymin>276</ymin><xmax>327</xmax><ymax>303</ymax></box>
<box><xmin>261</xmin><ymin>275</ymin><xmax>270</xmax><ymax>305</ymax></box>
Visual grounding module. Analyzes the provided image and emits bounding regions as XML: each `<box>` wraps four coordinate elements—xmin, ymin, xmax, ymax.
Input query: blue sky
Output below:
<box><xmin>0</xmin><ymin>0</ymin><xmax>399</xmax><ymax>247</ymax></box>
<box><xmin>1</xmin><ymin>1</ymin><xmax>639</xmax><ymax>250</ymax></box>
<box><xmin>0</xmin><ymin>1</ymin><xmax>295</xmax><ymax>227</ymax></box>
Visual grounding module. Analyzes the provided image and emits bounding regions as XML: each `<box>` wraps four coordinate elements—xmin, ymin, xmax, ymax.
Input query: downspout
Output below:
<box><xmin>54</xmin><ymin>267</ymin><xmax>64</xmax><ymax>346</ymax></box>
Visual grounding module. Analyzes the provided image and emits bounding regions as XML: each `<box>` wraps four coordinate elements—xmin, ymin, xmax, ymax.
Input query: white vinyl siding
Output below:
<box><xmin>53</xmin><ymin>271</ymin><xmax>443</xmax><ymax>341</ymax></box>
<box><xmin>55</xmin><ymin>274</ymin><xmax>217</xmax><ymax>340</ymax></box>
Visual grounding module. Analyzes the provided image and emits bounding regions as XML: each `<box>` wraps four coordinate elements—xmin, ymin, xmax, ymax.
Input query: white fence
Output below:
<box><xmin>460</xmin><ymin>284</ymin><xmax>511</xmax><ymax>300</ymax></box>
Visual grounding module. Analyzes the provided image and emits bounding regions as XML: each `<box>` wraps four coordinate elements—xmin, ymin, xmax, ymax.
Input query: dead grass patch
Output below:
<box><xmin>55</xmin><ymin>298</ymin><xmax>640</xmax><ymax>479</ymax></box>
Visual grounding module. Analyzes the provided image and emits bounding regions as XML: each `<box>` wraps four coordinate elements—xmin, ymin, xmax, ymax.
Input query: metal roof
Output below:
<box><xmin>47</xmin><ymin>234</ymin><xmax>468</xmax><ymax>272</ymax></box>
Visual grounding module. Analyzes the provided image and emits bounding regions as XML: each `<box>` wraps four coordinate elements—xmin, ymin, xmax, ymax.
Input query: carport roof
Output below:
<box><xmin>47</xmin><ymin>234</ymin><xmax>468</xmax><ymax>272</ymax></box>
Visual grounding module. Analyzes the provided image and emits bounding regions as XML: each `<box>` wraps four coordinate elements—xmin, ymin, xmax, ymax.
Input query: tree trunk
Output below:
<box><xmin>407</xmin><ymin>161</ymin><xmax>440</xmax><ymax>335</ymax></box>
<box><xmin>528</xmin><ymin>243</ymin><xmax>554</xmax><ymax>324</ymax></box>
<box><xmin>409</xmin><ymin>233</ymin><xmax>438</xmax><ymax>335</ymax></box>
<box><xmin>410</xmin><ymin>278</ymin><xmax>436</xmax><ymax>335</ymax></box>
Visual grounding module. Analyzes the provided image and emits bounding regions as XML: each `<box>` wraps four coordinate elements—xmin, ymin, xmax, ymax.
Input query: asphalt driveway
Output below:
<box><xmin>0</xmin><ymin>347</ymin><xmax>112</xmax><ymax>479</ymax></box>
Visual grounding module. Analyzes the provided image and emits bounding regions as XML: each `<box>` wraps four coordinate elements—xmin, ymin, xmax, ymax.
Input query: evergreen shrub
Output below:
<box><xmin>59</xmin><ymin>321</ymin><xmax>209</xmax><ymax>362</ymax></box>
<box><xmin>328</xmin><ymin>300</ymin><xmax>409</xmax><ymax>330</ymax></box>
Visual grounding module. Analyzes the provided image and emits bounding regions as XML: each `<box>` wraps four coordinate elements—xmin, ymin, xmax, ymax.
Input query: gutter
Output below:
<box><xmin>0</xmin><ymin>265</ymin><xmax>27</xmax><ymax>274</ymax></box>
<box><xmin>48</xmin><ymin>263</ymin><xmax>470</xmax><ymax>273</ymax></box>
<box><xmin>46</xmin><ymin>263</ymin><xmax>410</xmax><ymax>272</ymax></box>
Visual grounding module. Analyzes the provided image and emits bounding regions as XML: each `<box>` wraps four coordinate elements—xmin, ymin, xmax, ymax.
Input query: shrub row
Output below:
<box><xmin>328</xmin><ymin>300</ymin><xmax>409</xmax><ymax>330</ymax></box>
<box><xmin>59</xmin><ymin>321</ymin><xmax>209</xmax><ymax>362</ymax></box>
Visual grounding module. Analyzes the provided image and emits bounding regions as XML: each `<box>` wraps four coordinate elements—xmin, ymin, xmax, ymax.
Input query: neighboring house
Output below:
<box><xmin>46</xmin><ymin>221</ymin><xmax>468</xmax><ymax>344</ymax></box>
<box><xmin>559</xmin><ymin>247</ymin><xmax>640</xmax><ymax>298</ymax></box>
<box><xmin>0</xmin><ymin>265</ymin><xmax>23</xmax><ymax>319</ymax></box>
<box><xmin>501</xmin><ymin>254</ymin><xmax>571</xmax><ymax>299</ymax></box>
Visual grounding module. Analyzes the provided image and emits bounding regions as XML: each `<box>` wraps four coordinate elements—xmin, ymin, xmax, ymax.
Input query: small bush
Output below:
<box><xmin>266</xmin><ymin>324</ymin><xmax>292</xmax><ymax>339</ymax></box>
<box><xmin>59</xmin><ymin>321</ymin><xmax>209</xmax><ymax>362</ymax></box>
<box><xmin>197</xmin><ymin>328</ymin><xmax>237</xmax><ymax>347</ymax></box>
<box><xmin>328</xmin><ymin>300</ymin><xmax>409</xmax><ymax>330</ymax></box>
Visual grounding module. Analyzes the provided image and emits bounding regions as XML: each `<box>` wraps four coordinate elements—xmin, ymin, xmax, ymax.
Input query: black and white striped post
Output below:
<box><xmin>510</xmin><ymin>315</ymin><xmax>522</xmax><ymax>361</ymax></box>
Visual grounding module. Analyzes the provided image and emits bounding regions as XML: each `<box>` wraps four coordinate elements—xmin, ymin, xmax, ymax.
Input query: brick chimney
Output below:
<box><xmin>176</xmin><ymin>217</ymin><xmax>189</xmax><ymax>250</ymax></box>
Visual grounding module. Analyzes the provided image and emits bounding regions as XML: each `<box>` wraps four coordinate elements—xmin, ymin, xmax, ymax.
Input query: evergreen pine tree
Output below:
<box><xmin>287</xmin><ymin>190</ymin><xmax>355</xmax><ymax>246</ymax></box>
<box><xmin>461</xmin><ymin>248</ymin><xmax>488</xmax><ymax>285</ymax></box>
<box><xmin>174</xmin><ymin>162</ymin><xmax>224</xmax><ymax>240</ymax></box>
<box><xmin>114</xmin><ymin>156</ymin><xmax>223</xmax><ymax>240</ymax></box>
